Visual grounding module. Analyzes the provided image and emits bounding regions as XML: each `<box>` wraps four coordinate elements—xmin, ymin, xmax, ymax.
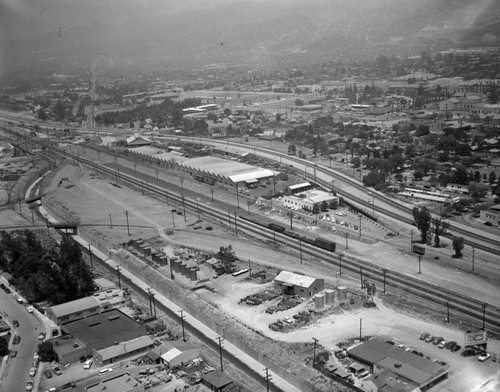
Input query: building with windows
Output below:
<box><xmin>86</xmin><ymin>372</ymin><xmax>144</xmax><ymax>392</ymax></box>
<box><xmin>46</xmin><ymin>297</ymin><xmax>101</xmax><ymax>326</ymax></box>
<box><xmin>480</xmin><ymin>204</ymin><xmax>500</xmax><ymax>226</ymax></box>
<box><xmin>282</xmin><ymin>190</ymin><xmax>338</xmax><ymax>212</ymax></box>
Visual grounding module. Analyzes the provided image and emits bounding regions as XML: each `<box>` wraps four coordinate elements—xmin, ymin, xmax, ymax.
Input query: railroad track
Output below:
<box><xmin>45</xmin><ymin>145</ymin><xmax>500</xmax><ymax>337</ymax></box>
<box><xmin>3</xmin><ymin>127</ymin><xmax>500</xmax><ymax>336</ymax></box>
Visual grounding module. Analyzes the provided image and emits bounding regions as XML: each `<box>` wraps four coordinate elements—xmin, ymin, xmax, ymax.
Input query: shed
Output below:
<box><xmin>160</xmin><ymin>341</ymin><xmax>200</xmax><ymax>368</ymax></box>
<box><xmin>274</xmin><ymin>271</ymin><xmax>324</xmax><ymax>298</ymax></box>
<box><xmin>202</xmin><ymin>371</ymin><xmax>234</xmax><ymax>391</ymax></box>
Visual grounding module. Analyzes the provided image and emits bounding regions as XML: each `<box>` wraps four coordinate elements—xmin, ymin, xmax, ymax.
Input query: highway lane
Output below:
<box><xmin>0</xmin><ymin>282</ymin><xmax>43</xmax><ymax>392</ymax></box>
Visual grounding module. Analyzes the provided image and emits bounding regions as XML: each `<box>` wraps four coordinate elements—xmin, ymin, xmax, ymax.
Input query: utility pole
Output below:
<box><xmin>235</xmin><ymin>185</ymin><xmax>240</xmax><ymax>208</ymax></box>
<box><xmin>182</xmin><ymin>195</ymin><xmax>186</xmax><ymax>221</ymax></box>
<box><xmin>171</xmin><ymin>209</ymin><xmax>176</xmax><ymax>229</ymax></box>
<box><xmin>125</xmin><ymin>211</ymin><xmax>130</xmax><ymax>236</ymax></box>
<box><xmin>360</xmin><ymin>267</ymin><xmax>364</xmax><ymax>288</ymax></box>
<box><xmin>446</xmin><ymin>301</ymin><xmax>450</xmax><ymax>324</ymax></box>
<box><xmin>410</xmin><ymin>230</ymin><xmax>414</xmax><ymax>252</ymax></box>
<box><xmin>359</xmin><ymin>215</ymin><xmax>362</xmax><ymax>237</ymax></box>
<box><xmin>339</xmin><ymin>253</ymin><xmax>343</xmax><ymax>275</ymax></box>
<box><xmin>115</xmin><ymin>265</ymin><xmax>121</xmax><ymax>289</ymax></box>
<box><xmin>482</xmin><ymin>303</ymin><xmax>487</xmax><ymax>330</ymax></box>
<box><xmin>216</xmin><ymin>336</ymin><xmax>225</xmax><ymax>372</ymax></box>
<box><xmin>472</xmin><ymin>246</ymin><xmax>475</xmax><ymax>272</ymax></box>
<box><xmin>299</xmin><ymin>238</ymin><xmax>303</xmax><ymax>264</ymax></box>
<box><xmin>382</xmin><ymin>269</ymin><xmax>387</xmax><ymax>293</ymax></box>
<box><xmin>109</xmin><ymin>214</ymin><xmax>113</xmax><ymax>229</ymax></box>
<box><xmin>312</xmin><ymin>337</ymin><xmax>318</xmax><ymax>366</ymax></box>
<box><xmin>234</xmin><ymin>212</ymin><xmax>238</xmax><ymax>236</ymax></box>
<box><xmin>88</xmin><ymin>243</ymin><xmax>93</xmax><ymax>269</ymax></box>
<box><xmin>179</xmin><ymin>310</ymin><xmax>186</xmax><ymax>342</ymax></box>
<box><xmin>417</xmin><ymin>255</ymin><xmax>422</xmax><ymax>274</ymax></box>
<box><xmin>345</xmin><ymin>232</ymin><xmax>349</xmax><ymax>250</ymax></box>
<box><xmin>264</xmin><ymin>368</ymin><xmax>272</xmax><ymax>392</ymax></box>
<box><xmin>360</xmin><ymin>318</ymin><xmax>363</xmax><ymax>340</ymax></box>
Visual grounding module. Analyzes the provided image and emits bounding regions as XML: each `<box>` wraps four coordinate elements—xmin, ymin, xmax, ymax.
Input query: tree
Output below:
<box><xmin>0</xmin><ymin>336</ymin><xmax>9</xmax><ymax>357</ymax></box>
<box><xmin>489</xmin><ymin>170</ymin><xmax>497</xmax><ymax>184</ymax></box>
<box><xmin>294</xmin><ymin>99</ymin><xmax>304</xmax><ymax>106</ymax></box>
<box><xmin>53</xmin><ymin>100</ymin><xmax>66</xmax><ymax>122</ymax></box>
<box><xmin>287</xmin><ymin>144</ymin><xmax>296</xmax><ymax>155</ymax></box>
<box><xmin>468</xmin><ymin>182</ymin><xmax>489</xmax><ymax>202</ymax></box>
<box><xmin>37</xmin><ymin>341</ymin><xmax>57</xmax><ymax>362</ymax></box>
<box><xmin>37</xmin><ymin>108</ymin><xmax>47</xmax><ymax>121</ymax></box>
<box><xmin>216</xmin><ymin>245</ymin><xmax>237</xmax><ymax>274</ymax></box>
<box><xmin>412</xmin><ymin>207</ymin><xmax>431</xmax><ymax>244</ymax></box>
<box><xmin>452</xmin><ymin>237</ymin><xmax>464</xmax><ymax>258</ymax></box>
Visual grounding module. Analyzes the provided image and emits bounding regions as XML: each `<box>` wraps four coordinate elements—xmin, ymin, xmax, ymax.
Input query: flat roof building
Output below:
<box><xmin>347</xmin><ymin>339</ymin><xmax>448</xmax><ymax>391</ymax></box>
<box><xmin>274</xmin><ymin>271</ymin><xmax>324</xmax><ymax>298</ymax></box>
<box><xmin>86</xmin><ymin>372</ymin><xmax>144</xmax><ymax>392</ymax></box>
<box><xmin>46</xmin><ymin>296</ymin><xmax>101</xmax><ymax>326</ymax></box>
<box><xmin>282</xmin><ymin>190</ymin><xmax>338</xmax><ymax>212</ymax></box>
<box><xmin>94</xmin><ymin>335</ymin><xmax>155</xmax><ymax>366</ymax></box>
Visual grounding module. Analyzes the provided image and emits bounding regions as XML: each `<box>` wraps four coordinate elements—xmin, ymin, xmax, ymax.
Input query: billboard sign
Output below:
<box><xmin>464</xmin><ymin>330</ymin><xmax>488</xmax><ymax>346</ymax></box>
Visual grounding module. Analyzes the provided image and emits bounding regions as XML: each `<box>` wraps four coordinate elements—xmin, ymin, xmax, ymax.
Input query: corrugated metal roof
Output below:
<box><xmin>49</xmin><ymin>296</ymin><xmax>100</xmax><ymax>318</ymax></box>
<box><xmin>289</xmin><ymin>182</ymin><xmax>311</xmax><ymax>190</ymax></box>
<box><xmin>274</xmin><ymin>271</ymin><xmax>317</xmax><ymax>288</ymax></box>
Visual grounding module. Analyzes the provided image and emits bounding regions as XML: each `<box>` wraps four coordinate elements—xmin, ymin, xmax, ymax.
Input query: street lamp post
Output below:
<box><xmin>171</xmin><ymin>209</ymin><xmax>176</xmax><ymax>229</ymax></box>
<box><xmin>299</xmin><ymin>238</ymin><xmax>303</xmax><ymax>264</ymax></box>
<box><xmin>109</xmin><ymin>214</ymin><xmax>113</xmax><ymax>229</ymax></box>
<box><xmin>339</xmin><ymin>253</ymin><xmax>343</xmax><ymax>275</ymax></box>
<box><xmin>312</xmin><ymin>337</ymin><xmax>318</xmax><ymax>366</ymax></box>
<box><xmin>125</xmin><ymin>210</ymin><xmax>130</xmax><ymax>236</ymax></box>
<box><xmin>196</xmin><ymin>198</ymin><xmax>200</xmax><ymax>220</ymax></box>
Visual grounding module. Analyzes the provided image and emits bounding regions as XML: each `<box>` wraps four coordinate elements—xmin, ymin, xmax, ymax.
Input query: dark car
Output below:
<box><xmin>13</xmin><ymin>335</ymin><xmax>20</xmax><ymax>344</ymax></box>
<box><xmin>420</xmin><ymin>332</ymin><xmax>430</xmax><ymax>340</ymax></box>
<box><xmin>0</xmin><ymin>283</ymin><xmax>5</xmax><ymax>289</ymax></box>
<box><xmin>13</xmin><ymin>320</ymin><xmax>19</xmax><ymax>327</ymax></box>
<box><xmin>44</xmin><ymin>370</ymin><xmax>53</xmax><ymax>379</ymax></box>
<box><xmin>451</xmin><ymin>344</ymin><xmax>461</xmax><ymax>353</ymax></box>
<box><xmin>432</xmin><ymin>336</ymin><xmax>444</xmax><ymax>345</ymax></box>
<box><xmin>461</xmin><ymin>349</ymin><xmax>477</xmax><ymax>357</ymax></box>
<box><xmin>385</xmin><ymin>340</ymin><xmax>395</xmax><ymax>345</ymax></box>
<box><xmin>53</xmin><ymin>367</ymin><xmax>63</xmax><ymax>376</ymax></box>
<box><xmin>425</xmin><ymin>335</ymin><xmax>434</xmax><ymax>343</ymax></box>
<box><xmin>10</xmin><ymin>350</ymin><xmax>17</xmax><ymax>358</ymax></box>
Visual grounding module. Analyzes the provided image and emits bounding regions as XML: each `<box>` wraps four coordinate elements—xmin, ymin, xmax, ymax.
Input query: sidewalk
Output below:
<box><xmin>73</xmin><ymin>236</ymin><xmax>304</xmax><ymax>392</ymax></box>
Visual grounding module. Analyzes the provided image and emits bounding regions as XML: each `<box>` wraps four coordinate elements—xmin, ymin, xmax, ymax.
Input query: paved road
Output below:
<box><xmin>0</xmin><ymin>280</ymin><xmax>43</xmax><ymax>392</ymax></box>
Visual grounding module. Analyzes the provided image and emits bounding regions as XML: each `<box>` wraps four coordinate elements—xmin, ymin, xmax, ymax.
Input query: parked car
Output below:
<box><xmin>25</xmin><ymin>380</ymin><xmax>33</xmax><ymax>391</ymax></box>
<box><xmin>432</xmin><ymin>336</ymin><xmax>444</xmax><ymax>345</ymax></box>
<box><xmin>10</xmin><ymin>350</ymin><xmax>17</xmax><ymax>358</ymax></box>
<box><xmin>53</xmin><ymin>367</ymin><xmax>63</xmax><ymax>376</ymax></box>
<box><xmin>38</xmin><ymin>332</ymin><xmax>46</xmax><ymax>340</ymax></box>
<box><xmin>282</xmin><ymin>317</ymin><xmax>293</xmax><ymax>324</ymax></box>
<box><xmin>84</xmin><ymin>359</ymin><xmax>93</xmax><ymax>370</ymax></box>
<box><xmin>444</xmin><ymin>341</ymin><xmax>455</xmax><ymax>350</ymax></box>
<box><xmin>438</xmin><ymin>341</ymin><xmax>447</xmax><ymax>349</ymax></box>
<box><xmin>451</xmin><ymin>344</ymin><xmax>461</xmax><ymax>353</ymax></box>
<box><xmin>385</xmin><ymin>340</ymin><xmax>395</xmax><ymax>345</ymax></box>
<box><xmin>420</xmin><ymin>332</ymin><xmax>430</xmax><ymax>340</ymax></box>
<box><xmin>13</xmin><ymin>320</ymin><xmax>19</xmax><ymax>327</ymax></box>
<box><xmin>44</xmin><ymin>370</ymin><xmax>53</xmax><ymax>379</ymax></box>
<box><xmin>478</xmin><ymin>353</ymin><xmax>491</xmax><ymax>362</ymax></box>
<box><xmin>13</xmin><ymin>335</ymin><xmax>20</xmax><ymax>344</ymax></box>
<box><xmin>425</xmin><ymin>335</ymin><xmax>434</xmax><ymax>343</ymax></box>
<box><xmin>461</xmin><ymin>349</ymin><xmax>478</xmax><ymax>357</ymax></box>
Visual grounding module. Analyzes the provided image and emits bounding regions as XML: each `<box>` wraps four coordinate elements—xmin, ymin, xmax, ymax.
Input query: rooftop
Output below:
<box><xmin>49</xmin><ymin>296</ymin><xmax>100</xmax><ymax>319</ymax></box>
<box><xmin>86</xmin><ymin>373</ymin><xmax>142</xmax><ymax>392</ymax></box>
<box><xmin>96</xmin><ymin>335</ymin><xmax>154</xmax><ymax>362</ymax></box>
<box><xmin>348</xmin><ymin>339</ymin><xmax>448</xmax><ymax>386</ymax></box>
<box><xmin>274</xmin><ymin>271</ymin><xmax>318</xmax><ymax>288</ymax></box>
<box><xmin>62</xmin><ymin>309</ymin><xmax>146</xmax><ymax>351</ymax></box>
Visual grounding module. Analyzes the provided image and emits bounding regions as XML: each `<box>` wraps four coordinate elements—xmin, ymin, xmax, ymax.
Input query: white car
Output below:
<box><xmin>438</xmin><ymin>341</ymin><xmax>447</xmax><ymax>349</ymax></box>
<box><xmin>478</xmin><ymin>353</ymin><xmax>491</xmax><ymax>362</ymax></box>
<box><xmin>84</xmin><ymin>359</ymin><xmax>93</xmax><ymax>369</ymax></box>
<box><xmin>27</xmin><ymin>306</ymin><xmax>34</xmax><ymax>313</ymax></box>
<box><xmin>29</xmin><ymin>367</ymin><xmax>36</xmax><ymax>376</ymax></box>
<box><xmin>282</xmin><ymin>317</ymin><xmax>293</xmax><ymax>324</ymax></box>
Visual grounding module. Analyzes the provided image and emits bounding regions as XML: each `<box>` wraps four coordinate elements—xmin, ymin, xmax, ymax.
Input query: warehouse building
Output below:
<box><xmin>46</xmin><ymin>296</ymin><xmax>101</xmax><ymax>326</ymax></box>
<box><xmin>274</xmin><ymin>271</ymin><xmax>324</xmax><ymax>298</ymax></box>
<box><xmin>94</xmin><ymin>335</ymin><xmax>155</xmax><ymax>366</ymax></box>
<box><xmin>160</xmin><ymin>341</ymin><xmax>200</xmax><ymax>368</ymax></box>
<box><xmin>173</xmin><ymin>156</ymin><xmax>279</xmax><ymax>188</ymax></box>
<box><xmin>52</xmin><ymin>309</ymin><xmax>147</xmax><ymax>364</ymax></box>
<box><xmin>347</xmin><ymin>339</ymin><xmax>449</xmax><ymax>391</ymax></box>
<box><xmin>282</xmin><ymin>190</ymin><xmax>339</xmax><ymax>212</ymax></box>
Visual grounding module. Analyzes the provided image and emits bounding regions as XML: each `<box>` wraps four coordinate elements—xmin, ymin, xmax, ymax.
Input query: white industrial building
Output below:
<box><xmin>282</xmin><ymin>190</ymin><xmax>338</xmax><ymax>212</ymax></box>
<box><xmin>160</xmin><ymin>341</ymin><xmax>200</xmax><ymax>368</ymax></box>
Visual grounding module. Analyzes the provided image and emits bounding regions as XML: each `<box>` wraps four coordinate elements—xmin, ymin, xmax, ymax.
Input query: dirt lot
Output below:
<box><xmin>2</xmin><ymin>149</ymin><xmax>500</xmax><ymax>391</ymax></box>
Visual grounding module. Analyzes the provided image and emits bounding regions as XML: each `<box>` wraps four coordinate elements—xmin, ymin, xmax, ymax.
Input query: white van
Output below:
<box><xmin>99</xmin><ymin>368</ymin><xmax>113</xmax><ymax>375</ymax></box>
<box><xmin>84</xmin><ymin>359</ymin><xmax>93</xmax><ymax>369</ymax></box>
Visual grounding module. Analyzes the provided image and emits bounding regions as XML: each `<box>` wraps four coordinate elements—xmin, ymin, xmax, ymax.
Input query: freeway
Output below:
<box><xmin>0</xmin><ymin>283</ymin><xmax>44</xmax><ymax>392</ymax></box>
<box><xmin>1</xmin><ymin>112</ymin><xmax>499</xmax><ymax>257</ymax></box>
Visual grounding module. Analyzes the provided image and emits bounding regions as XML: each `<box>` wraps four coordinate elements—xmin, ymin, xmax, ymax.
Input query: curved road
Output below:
<box><xmin>0</xmin><ymin>283</ymin><xmax>43</xmax><ymax>392</ymax></box>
